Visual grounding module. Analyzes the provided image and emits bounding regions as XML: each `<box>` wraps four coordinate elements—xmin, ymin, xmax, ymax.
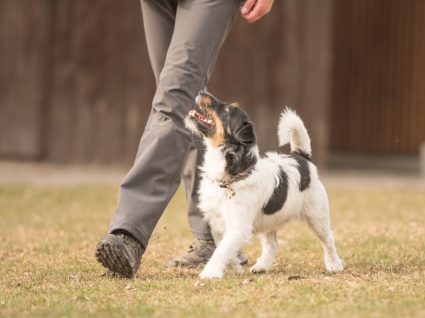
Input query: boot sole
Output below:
<box><xmin>95</xmin><ymin>234</ymin><xmax>134</xmax><ymax>278</ymax></box>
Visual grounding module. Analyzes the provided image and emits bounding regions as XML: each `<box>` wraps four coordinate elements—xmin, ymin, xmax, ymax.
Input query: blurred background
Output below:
<box><xmin>1</xmin><ymin>0</ymin><xmax>424</xmax><ymax>173</ymax></box>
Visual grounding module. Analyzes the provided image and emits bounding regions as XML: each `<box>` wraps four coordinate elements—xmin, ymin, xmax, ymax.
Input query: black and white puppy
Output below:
<box><xmin>185</xmin><ymin>91</ymin><xmax>343</xmax><ymax>279</ymax></box>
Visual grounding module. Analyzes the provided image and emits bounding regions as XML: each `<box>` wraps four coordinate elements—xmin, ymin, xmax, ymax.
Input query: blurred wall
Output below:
<box><xmin>331</xmin><ymin>0</ymin><xmax>425</xmax><ymax>155</ymax></box>
<box><xmin>0</xmin><ymin>0</ymin><xmax>154</xmax><ymax>163</ymax></box>
<box><xmin>1</xmin><ymin>0</ymin><xmax>424</xmax><ymax>166</ymax></box>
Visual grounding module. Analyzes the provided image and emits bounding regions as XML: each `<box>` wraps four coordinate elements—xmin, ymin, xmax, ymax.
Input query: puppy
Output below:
<box><xmin>185</xmin><ymin>91</ymin><xmax>343</xmax><ymax>279</ymax></box>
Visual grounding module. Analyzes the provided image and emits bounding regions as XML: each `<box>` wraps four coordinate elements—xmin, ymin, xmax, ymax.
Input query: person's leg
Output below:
<box><xmin>97</xmin><ymin>0</ymin><xmax>240</xmax><ymax>277</ymax></box>
<box><xmin>96</xmin><ymin>0</ymin><xmax>177</xmax><ymax>278</ymax></box>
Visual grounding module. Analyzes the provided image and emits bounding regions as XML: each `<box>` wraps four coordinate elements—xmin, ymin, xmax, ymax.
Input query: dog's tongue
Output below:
<box><xmin>189</xmin><ymin>110</ymin><xmax>213</xmax><ymax>126</ymax></box>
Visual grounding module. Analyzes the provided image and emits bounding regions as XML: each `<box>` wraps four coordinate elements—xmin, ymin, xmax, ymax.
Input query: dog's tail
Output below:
<box><xmin>278</xmin><ymin>107</ymin><xmax>312</xmax><ymax>158</ymax></box>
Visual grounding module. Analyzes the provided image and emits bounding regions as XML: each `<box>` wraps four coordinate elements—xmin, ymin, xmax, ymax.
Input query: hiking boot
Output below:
<box><xmin>95</xmin><ymin>232</ymin><xmax>144</xmax><ymax>278</ymax></box>
<box><xmin>167</xmin><ymin>239</ymin><xmax>216</xmax><ymax>268</ymax></box>
<box><xmin>167</xmin><ymin>239</ymin><xmax>249</xmax><ymax>268</ymax></box>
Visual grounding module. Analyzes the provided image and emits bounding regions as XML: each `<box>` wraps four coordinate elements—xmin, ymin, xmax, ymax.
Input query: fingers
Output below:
<box><xmin>241</xmin><ymin>0</ymin><xmax>257</xmax><ymax>16</ymax></box>
<box><xmin>241</xmin><ymin>0</ymin><xmax>273</xmax><ymax>24</ymax></box>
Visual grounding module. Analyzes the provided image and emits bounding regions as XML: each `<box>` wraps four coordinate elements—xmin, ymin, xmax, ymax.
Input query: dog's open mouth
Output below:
<box><xmin>188</xmin><ymin>109</ymin><xmax>215</xmax><ymax>129</ymax></box>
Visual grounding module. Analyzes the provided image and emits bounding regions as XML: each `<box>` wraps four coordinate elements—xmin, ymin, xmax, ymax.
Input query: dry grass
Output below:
<box><xmin>1</xmin><ymin>181</ymin><xmax>425</xmax><ymax>317</ymax></box>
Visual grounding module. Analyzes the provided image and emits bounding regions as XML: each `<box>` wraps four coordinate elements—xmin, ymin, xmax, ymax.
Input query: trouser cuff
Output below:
<box><xmin>109</xmin><ymin>219</ymin><xmax>150</xmax><ymax>249</ymax></box>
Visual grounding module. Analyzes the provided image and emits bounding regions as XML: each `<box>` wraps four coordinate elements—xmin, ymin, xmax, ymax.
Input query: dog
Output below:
<box><xmin>185</xmin><ymin>91</ymin><xmax>344</xmax><ymax>279</ymax></box>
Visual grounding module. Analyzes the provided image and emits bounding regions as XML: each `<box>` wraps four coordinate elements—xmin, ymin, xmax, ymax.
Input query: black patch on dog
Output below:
<box><xmin>294</xmin><ymin>150</ymin><xmax>312</xmax><ymax>161</ymax></box>
<box><xmin>262</xmin><ymin>168</ymin><xmax>288</xmax><ymax>215</ymax></box>
<box><xmin>235</xmin><ymin>122</ymin><xmax>255</xmax><ymax>145</ymax></box>
<box><xmin>219</xmin><ymin>106</ymin><xmax>257</xmax><ymax>176</ymax></box>
<box><xmin>290</xmin><ymin>153</ymin><xmax>311</xmax><ymax>191</ymax></box>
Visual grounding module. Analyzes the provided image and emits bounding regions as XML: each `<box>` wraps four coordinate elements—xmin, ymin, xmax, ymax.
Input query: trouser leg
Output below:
<box><xmin>140</xmin><ymin>0</ymin><xmax>176</xmax><ymax>83</ymax></box>
<box><xmin>109</xmin><ymin>0</ymin><xmax>239</xmax><ymax>249</ymax></box>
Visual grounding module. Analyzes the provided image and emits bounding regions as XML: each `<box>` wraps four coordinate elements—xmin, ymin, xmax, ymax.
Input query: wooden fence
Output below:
<box><xmin>331</xmin><ymin>0</ymin><xmax>425</xmax><ymax>155</ymax></box>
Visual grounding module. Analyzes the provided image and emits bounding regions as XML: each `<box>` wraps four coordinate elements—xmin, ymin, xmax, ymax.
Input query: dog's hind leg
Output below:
<box><xmin>303</xmin><ymin>189</ymin><xmax>344</xmax><ymax>272</ymax></box>
<box><xmin>250</xmin><ymin>231</ymin><xmax>278</xmax><ymax>273</ymax></box>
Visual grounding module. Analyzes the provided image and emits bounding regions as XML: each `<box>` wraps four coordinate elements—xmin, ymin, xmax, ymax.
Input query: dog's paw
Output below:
<box><xmin>199</xmin><ymin>267</ymin><xmax>224</xmax><ymax>279</ymax></box>
<box><xmin>250</xmin><ymin>263</ymin><xmax>271</xmax><ymax>274</ymax></box>
<box><xmin>325</xmin><ymin>258</ymin><xmax>344</xmax><ymax>273</ymax></box>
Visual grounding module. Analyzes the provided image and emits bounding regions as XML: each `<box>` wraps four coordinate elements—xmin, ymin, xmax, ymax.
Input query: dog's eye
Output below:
<box><xmin>225</xmin><ymin>107</ymin><xmax>230</xmax><ymax>113</ymax></box>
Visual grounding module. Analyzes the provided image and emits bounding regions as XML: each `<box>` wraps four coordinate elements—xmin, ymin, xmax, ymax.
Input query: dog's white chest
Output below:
<box><xmin>198</xmin><ymin>178</ymin><xmax>228</xmax><ymax>213</ymax></box>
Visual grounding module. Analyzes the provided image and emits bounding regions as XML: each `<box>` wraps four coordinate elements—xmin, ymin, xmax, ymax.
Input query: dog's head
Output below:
<box><xmin>185</xmin><ymin>91</ymin><xmax>258</xmax><ymax>176</ymax></box>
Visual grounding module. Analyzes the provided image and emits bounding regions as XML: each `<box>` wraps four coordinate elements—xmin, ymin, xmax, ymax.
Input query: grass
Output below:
<box><xmin>1</xmin><ymin>181</ymin><xmax>425</xmax><ymax>317</ymax></box>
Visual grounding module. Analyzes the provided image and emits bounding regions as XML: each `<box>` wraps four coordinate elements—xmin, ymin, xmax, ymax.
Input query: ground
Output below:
<box><xmin>0</xmin><ymin>163</ymin><xmax>425</xmax><ymax>317</ymax></box>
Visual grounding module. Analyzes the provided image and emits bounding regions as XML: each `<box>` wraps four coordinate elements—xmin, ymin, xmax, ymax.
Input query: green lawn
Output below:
<box><xmin>1</xmin><ymin>182</ymin><xmax>425</xmax><ymax>317</ymax></box>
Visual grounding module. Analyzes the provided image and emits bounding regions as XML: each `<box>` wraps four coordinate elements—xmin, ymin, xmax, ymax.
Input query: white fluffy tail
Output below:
<box><xmin>278</xmin><ymin>107</ymin><xmax>312</xmax><ymax>157</ymax></box>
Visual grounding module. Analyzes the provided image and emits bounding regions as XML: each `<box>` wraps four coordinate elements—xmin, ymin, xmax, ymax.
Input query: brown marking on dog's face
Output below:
<box><xmin>208</xmin><ymin>111</ymin><xmax>225</xmax><ymax>147</ymax></box>
<box><xmin>196</xmin><ymin>95</ymin><xmax>212</xmax><ymax>108</ymax></box>
<box><xmin>188</xmin><ymin>91</ymin><xmax>254</xmax><ymax>149</ymax></box>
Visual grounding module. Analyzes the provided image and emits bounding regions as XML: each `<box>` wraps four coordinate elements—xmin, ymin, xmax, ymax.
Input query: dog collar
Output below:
<box><xmin>218</xmin><ymin>166</ymin><xmax>255</xmax><ymax>198</ymax></box>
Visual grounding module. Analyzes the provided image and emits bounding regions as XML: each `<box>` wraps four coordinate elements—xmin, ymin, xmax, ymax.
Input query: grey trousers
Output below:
<box><xmin>109</xmin><ymin>0</ymin><xmax>239</xmax><ymax>248</ymax></box>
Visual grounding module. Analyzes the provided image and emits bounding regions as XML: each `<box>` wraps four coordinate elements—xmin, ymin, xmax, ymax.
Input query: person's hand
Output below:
<box><xmin>240</xmin><ymin>0</ymin><xmax>275</xmax><ymax>24</ymax></box>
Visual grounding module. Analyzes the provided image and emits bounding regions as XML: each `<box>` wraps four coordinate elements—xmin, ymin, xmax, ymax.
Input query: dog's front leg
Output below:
<box><xmin>200</xmin><ymin>228</ymin><xmax>251</xmax><ymax>279</ymax></box>
<box><xmin>200</xmin><ymin>206</ymin><xmax>254</xmax><ymax>279</ymax></box>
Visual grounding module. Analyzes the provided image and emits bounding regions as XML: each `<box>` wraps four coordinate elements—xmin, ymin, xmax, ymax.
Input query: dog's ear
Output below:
<box><xmin>235</xmin><ymin>122</ymin><xmax>255</xmax><ymax>145</ymax></box>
